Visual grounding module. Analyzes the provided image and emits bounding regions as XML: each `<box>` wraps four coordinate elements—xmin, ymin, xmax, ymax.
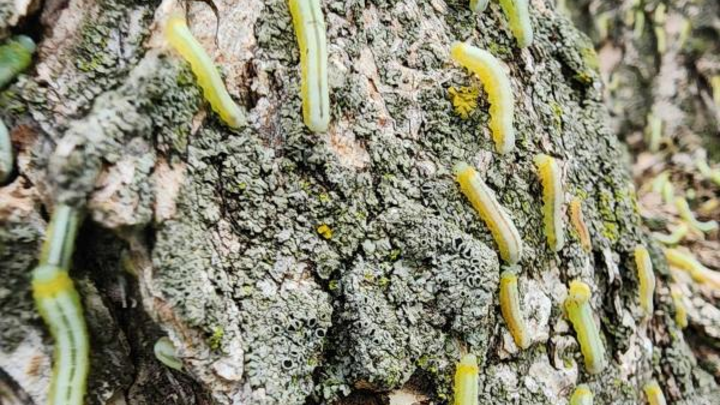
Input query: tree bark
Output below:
<box><xmin>0</xmin><ymin>0</ymin><xmax>718</xmax><ymax>404</ymax></box>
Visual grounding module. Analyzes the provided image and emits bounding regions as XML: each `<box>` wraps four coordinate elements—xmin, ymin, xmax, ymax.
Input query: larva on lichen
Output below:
<box><xmin>165</xmin><ymin>15</ymin><xmax>246</xmax><ymax>129</ymax></box>
<box><xmin>0</xmin><ymin>35</ymin><xmax>35</xmax><ymax>89</ymax></box>
<box><xmin>454</xmin><ymin>354</ymin><xmax>478</xmax><ymax>405</ymax></box>
<box><xmin>470</xmin><ymin>0</ymin><xmax>489</xmax><ymax>13</ymax></box>
<box><xmin>634</xmin><ymin>245</ymin><xmax>656</xmax><ymax>317</ymax></box>
<box><xmin>455</xmin><ymin>162</ymin><xmax>523</xmax><ymax>264</ymax></box>
<box><xmin>569</xmin><ymin>384</ymin><xmax>593</xmax><ymax>405</ymax></box>
<box><xmin>643</xmin><ymin>380</ymin><xmax>667</xmax><ymax>405</ymax></box>
<box><xmin>498</xmin><ymin>0</ymin><xmax>534</xmax><ymax>48</ymax></box>
<box><xmin>670</xmin><ymin>285</ymin><xmax>688</xmax><ymax>329</ymax></box>
<box><xmin>31</xmin><ymin>205</ymin><xmax>89</xmax><ymax>405</ymax></box>
<box><xmin>499</xmin><ymin>271</ymin><xmax>530</xmax><ymax>349</ymax></box>
<box><xmin>450</xmin><ymin>43</ymin><xmax>515</xmax><ymax>154</ymax></box>
<box><xmin>1</xmin><ymin>119</ymin><xmax>12</xmax><ymax>183</ymax></box>
<box><xmin>570</xmin><ymin>197</ymin><xmax>592</xmax><ymax>252</ymax></box>
<box><xmin>665</xmin><ymin>248</ymin><xmax>720</xmax><ymax>289</ymax></box>
<box><xmin>289</xmin><ymin>0</ymin><xmax>330</xmax><ymax>133</ymax></box>
<box><xmin>674</xmin><ymin>196</ymin><xmax>719</xmax><ymax>233</ymax></box>
<box><xmin>534</xmin><ymin>154</ymin><xmax>565</xmax><ymax>252</ymax></box>
<box><xmin>154</xmin><ymin>337</ymin><xmax>183</xmax><ymax>371</ymax></box>
<box><xmin>564</xmin><ymin>281</ymin><xmax>606</xmax><ymax>374</ymax></box>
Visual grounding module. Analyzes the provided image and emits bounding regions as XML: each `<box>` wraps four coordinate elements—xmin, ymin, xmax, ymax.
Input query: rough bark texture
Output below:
<box><xmin>0</xmin><ymin>0</ymin><xmax>718</xmax><ymax>404</ymax></box>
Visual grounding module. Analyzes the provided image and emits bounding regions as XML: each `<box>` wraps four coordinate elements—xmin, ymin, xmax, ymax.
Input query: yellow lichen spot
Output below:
<box><xmin>569</xmin><ymin>384</ymin><xmax>593</xmax><ymax>405</ymax></box>
<box><xmin>499</xmin><ymin>271</ymin><xmax>530</xmax><ymax>349</ymax></box>
<box><xmin>454</xmin><ymin>354</ymin><xmax>478</xmax><ymax>405</ymax></box>
<box><xmin>570</xmin><ymin>197</ymin><xmax>592</xmax><ymax>252</ymax></box>
<box><xmin>317</xmin><ymin>224</ymin><xmax>333</xmax><ymax>240</ymax></box>
<box><xmin>665</xmin><ymin>248</ymin><xmax>720</xmax><ymax>289</ymax></box>
<box><xmin>564</xmin><ymin>281</ymin><xmax>606</xmax><ymax>374</ymax></box>
<box><xmin>448</xmin><ymin>86</ymin><xmax>480</xmax><ymax>119</ymax></box>
<box><xmin>634</xmin><ymin>245</ymin><xmax>656</xmax><ymax>317</ymax></box>
<box><xmin>643</xmin><ymin>380</ymin><xmax>667</xmax><ymax>405</ymax></box>
<box><xmin>670</xmin><ymin>285</ymin><xmax>688</xmax><ymax>329</ymax></box>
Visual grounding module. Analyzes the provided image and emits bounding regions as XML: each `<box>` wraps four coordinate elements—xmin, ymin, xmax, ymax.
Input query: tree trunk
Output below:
<box><xmin>0</xmin><ymin>0</ymin><xmax>718</xmax><ymax>404</ymax></box>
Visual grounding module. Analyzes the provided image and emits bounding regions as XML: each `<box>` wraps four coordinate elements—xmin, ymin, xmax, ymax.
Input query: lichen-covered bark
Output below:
<box><xmin>1</xmin><ymin>0</ymin><xmax>718</xmax><ymax>404</ymax></box>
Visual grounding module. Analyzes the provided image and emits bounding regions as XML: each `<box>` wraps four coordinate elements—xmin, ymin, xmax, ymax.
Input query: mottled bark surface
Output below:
<box><xmin>0</xmin><ymin>0</ymin><xmax>718</xmax><ymax>404</ymax></box>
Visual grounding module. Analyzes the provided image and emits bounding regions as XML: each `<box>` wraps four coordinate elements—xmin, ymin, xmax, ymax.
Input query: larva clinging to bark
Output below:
<box><xmin>289</xmin><ymin>0</ymin><xmax>330</xmax><ymax>133</ymax></box>
<box><xmin>634</xmin><ymin>245</ymin><xmax>656</xmax><ymax>317</ymax></box>
<box><xmin>470</xmin><ymin>0</ymin><xmax>489</xmax><ymax>13</ymax></box>
<box><xmin>670</xmin><ymin>286</ymin><xmax>688</xmax><ymax>329</ymax></box>
<box><xmin>499</xmin><ymin>271</ymin><xmax>530</xmax><ymax>349</ymax></box>
<box><xmin>31</xmin><ymin>205</ymin><xmax>89</xmax><ymax>405</ymax></box>
<box><xmin>450</xmin><ymin>43</ymin><xmax>515</xmax><ymax>154</ymax></box>
<box><xmin>0</xmin><ymin>35</ymin><xmax>35</xmax><ymax>89</ymax></box>
<box><xmin>563</xmin><ymin>281</ymin><xmax>607</xmax><ymax>374</ymax></box>
<box><xmin>674</xmin><ymin>196</ymin><xmax>719</xmax><ymax>233</ymax></box>
<box><xmin>498</xmin><ymin>0</ymin><xmax>534</xmax><ymax>48</ymax></box>
<box><xmin>154</xmin><ymin>337</ymin><xmax>183</xmax><ymax>371</ymax></box>
<box><xmin>665</xmin><ymin>248</ymin><xmax>720</xmax><ymax>289</ymax></box>
<box><xmin>0</xmin><ymin>119</ymin><xmax>12</xmax><ymax>183</ymax></box>
<box><xmin>569</xmin><ymin>197</ymin><xmax>592</xmax><ymax>252</ymax></box>
<box><xmin>534</xmin><ymin>154</ymin><xmax>565</xmax><ymax>252</ymax></box>
<box><xmin>569</xmin><ymin>384</ymin><xmax>594</xmax><ymax>405</ymax></box>
<box><xmin>455</xmin><ymin>162</ymin><xmax>523</xmax><ymax>264</ymax></box>
<box><xmin>454</xmin><ymin>354</ymin><xmax>478</xmax><ymax>405</ymax></box>
<box><xmin>165</xmin><ymin>15</ymin><xmax>246</xmax><ymax>129</ymax></box>
<box><xmin>643</xmin><ymin>380</ymin><xmax>667</xmax><ymax>405</ymax></box>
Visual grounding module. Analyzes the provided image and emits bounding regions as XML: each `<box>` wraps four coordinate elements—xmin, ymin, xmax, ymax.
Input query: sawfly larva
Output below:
<box><xmin>499</xmin><ymin>271</ymin><xmax>530</xmax><ymax>349</ymax></box>
<box><xmin>534</xmin><ymin>154</ymin><xmax>565</xmax><ymax>251</ymax></box>
<box><xmin>564</xmin><ymin>280</ymin><xmax>606</xmax><ymax>374</ymax></box>
<box><xmin>0</xmin><ymin>35</ymin><xmax>35</xmax><ymax>89</ymax></box>
<box><xmin>634</xmin><ymin>245</ymin><xmax>656</xmax><ymax>317</ymax></box>
<box><xmin>454</xmin><ymin>354</ymin><xmax>478</xmax><ymax>405</ymax></box>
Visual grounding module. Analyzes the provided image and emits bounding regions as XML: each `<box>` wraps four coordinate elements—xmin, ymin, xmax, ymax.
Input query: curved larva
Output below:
<box><xmin>674</xmin><ymin>196</ymin><xmax>719</xmax><ymax>233</ymax></box>
<box><xmin>289</xmin><ymin>0</ymin><xmax>330</xmax><ymax>133</ymax></box>
<box><xmin>634</xmin><ymin>245</ymin><xmax>656</xmax><ymax>317</ymax></box>
<box><xmin>0</xmin><ymin>119</ymin><xmax>11</xmax><ymax>183</ymax></box>
<box><xmin>569</xmin><ymin>197</ymin><xmax>592</xmax><ymax>252</ymax></box>
<box><xmin>450</xmin><ymin>43</ymin><xmax>515</xmax><ymax>154</ymax></box>
<box><xmin>563</xmin><ymin>281</ymin><xmax>606</xmax><ymax>374</ymax></box>
<box><xmin>499</xmin><ymin>271</ymin><xmax>530</xmax><ymax>349</ymax></box>
<box><xmin>498</xmin><ymin>0</ymin><xmax>534</xmax><ymax>47</ymax></box>
<box><xmin>165</xmin><ymin>16</ymin><xmax>246</xmax><ymax>129</ymax></box>
<box><xmin>569</xmin><ymin>384</ymin><xmax>594</xmax><ymax>405</ymax></box>
<box><xmin>0</xmin><ymin>35</ymin><xmax>36</xmax><ymax>89</ymax></box>
<box><xmin>455</xmin><ymin>162</ymin><xmax>523</xmax><ymax>264</ymax></box>
<box><xmin>154</xmin><ymin>337</ymin><xmax>183</xmax><ymax>371</ymax></box>
<box><xmin>470</xmin><ymin>0</ymin><xmax>490</xmax><ymax>13</ymax></box>
<box><xmin>454</xmin><ymin>354</ymin><xmax>478</xmax><ymax>405</ymax></box>
<box><xmin>670</xmin><ymin>286</ymin><xmax>688</xmax><ymax>329</ymax></box>
<box><xmin>32</xmin><ymin>265</ymin><xmax>89</xmax><ymax>405</ymax></box>
<box><xmin>643</xmin><ymin>380</ymin><xmax>667</xmax><ymax>405</ymax></box>
<box><xmin>534</xmin><ymin>154</ymin><xmax>565</xmax><ymax>251</ymax></box>
<box><xmin>665</xmin><ymin>248</ymin><xmax>720</xmax><ymax>289</ymax></box>
<box><xmin>652</xmin><ymin>223</ymin><xmax>688</xmax><ymax>246</ymax></box>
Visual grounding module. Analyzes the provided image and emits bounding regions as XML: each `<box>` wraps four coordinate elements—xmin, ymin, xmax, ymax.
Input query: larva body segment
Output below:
<box><xmin>289</xmin><ymin>0</ymin><xmax>330</xmax><ymax>133</ymax></box>
<box><xmin>165</xmin><ymin>16</ymin><xmax>246</xmax><ymax>129</ymax></box>
<box><xmin>634</xmin><ymin>245</ymin><xmax>656</xmax><ymax>317</ymax></box>
<box><xmin>0</xmin><ymin>119</ymin><xmax>11</xmax><ymax>183</ymax></box>
<box><xmin>564</xmin><ymin>281</ymin><xmax>606</xmax><ymax>374</ymax></box>
<box><xmin>154</xmin><ymin>337</ymin><xmax>183</xmax><ymax>371</ymax></box>
<box><xmin>470</xmin><ymin>0</ymin><xmax>490</xmax><ymax>13</ymax></box>
<box><xmin>570</xmin><ymin>197</ymin><xmax>592</xmax><ymax>252</ymax></box>
<box><xmin>454</xmin><ymin>354</ymin><xmax>478</xmax><ymax>405</ymax></box>
<box><xmin>32</xmin><ymin>265</ymin><xmax>89</xmax><ymax>405</ymax></box>
<box><xmin>643</xmin><ymin>380</ymin><xmax>667</xmax><ymax>405</ymax></box>
<box><xmin>665</xmin><ymin>249</ymin><xmax>720</xmax><ymax>289</ymax></box>
<box><xmin>674</xmin><ymin>196</ymin><xmax>719</xmax><ymax>233</ymax></box>
<box><xmin>499</xmin><ymin>271</ymin><xmax>530</xmax><ymax>349</ymax></box>
<box><xmin>534</xmin><ymin>154</ymin><xmax>565</xmax><ymax>251</ymax></box>
<box><xmin>0</xmin><ymin>35</ymin><xmax>35</xmax><ymax>89</ymax></box>
<box><xmin>455</xmin><ymin>162</ymin><xmax>523</xmax><ymax>264</ymax></box>
<box><xmin>498</xmin><ymin>0</ymin><xmax>534</xmax><ymax>47</ymax></box>
<box><xmin>569</xmin><ymin>384</ymin><xmax>594</xmax><ymax>405</ymax></box>
<box><xmin>670</xmin><ymin>286</ymin><xmax>688</xmax><ymax>329</ymax></box>
<box><xmin>40</xmin><ymin>205</ymin><xmax>81</xmax><ymax>269</ymax></box>
<box><xmin>450</xmin><ymin>43</ymin><xmax>515</xmax><ymax>154</ymax></box>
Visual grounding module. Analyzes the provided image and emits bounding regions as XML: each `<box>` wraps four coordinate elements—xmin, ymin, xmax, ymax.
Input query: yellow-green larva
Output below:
<box><xmin>454</xmin><ymin>354</ymin><xmax>478</xmax><ymax>405</ymax></box>
<box><xmin>665</xmin><ymin>248</ymin><xmax>720</xmax><ymax>289</ymax></box>
<box><xmin>165</xmin><ymin>15</ymin><xmax>246</xmax><ymax>129</ymax></box>
<box><xmin>0</xmin><ymin>119</ymin><xmax>12</xmax><ymax>183</ymax></box>
<box><xmin>564</xmin><ymin>281</ymin><xmax>606</xmax><ymax>374</ymax></box>
<box><xmin>154</xmin><ymin>337</ymin><xmax>183</xmax><ymax>371</ymax></box>
<box><xmin>455</xmin><ymin>162</ymin><xmax>523</xmax><ymax>264</ymax></box>
<box><xmin>697</xmin><ymin>159</ymin><xmax>720</xmax><ymax>186</ymax></box>
<box><xmin>674</xmin><ymin>196</ymin><xmax>719</xmax><ymax>233</ymax></box>
<box><xmin>470</xmin><ymin>0</ymin><xmax>490</xmax><ymax>13</ymax></box>
<box><xmin>0</xmin><ymin>35</ymin><xmax>36</xmax><ymax>89</ymax></box>
<box><xmin>634</xmin><ymin>245</ymin><xmax>655</xmax><ymax>317</ymax></box>
<box><xmin>570</xmin><ymin>197</ymin><xmax>592</xmax><ymax>252</ymax></box>
<box><xmin>534</xmin><ymin>154</ymin><xmax>565</xmax><ymax>252</ymax></box>
<box><xmin>31</xmin><ymin>205</ymin><xmax>89</xmax><ymax>405</ymax></box>
<box><xmin>498</xmin><ymin>0</ymin><xmax>534</xmax><ymax>47</ymax></box>
<box><xmin>670</xmin><ymin>286</ymin><xmax>688</xmax><ymax>329</ymax></box>
<box><xmin>289</xmin><ymin>0</ymin><xmax>330</xmax><ymax>133</ymax></box>
<box><xmin>652</xmin><ymin>223</ymin><xmax>688</xmax><ymax>246</ymax></box>
<box><xmin>499</xmin><ymin>271</ymin><xmax>530</xmax><ymax>349</ymax></box>
<box><xmin>569</xmin><ymin>384</ymin><xmax>593</xmax><ymax>405</ymax></box>
<box><xmin>450</xmin><ymin>43</ymin><xmax>515</xmax><ymax>154</ymax></box>
<box><xmin>643</xmin><ymin>380</ymin><xmax>667</xmax><ymax>405</ymax></box>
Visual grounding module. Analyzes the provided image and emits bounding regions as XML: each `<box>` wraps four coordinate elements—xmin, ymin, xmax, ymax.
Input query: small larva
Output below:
<box><xmin>634</xmin><ymin>245</ymin><xmax>656</xmax><ymax>317</ymax></box>
<box><xmin>40</xmin><ymin>205</ymin><xmax>81</xmax><ymax>269</ymax></box>
<box><xmin>470</xmin><ymin>0</ymin><xmax>490</xmax><ymax>13</ymax></box>
<box><xmin>450</xmin><ymin>43</ymin><xmax>515</xmax><ymax>154</ymax></box>
<box><xmin>154</xmin><ymin>337</ymin><xmax>183</xmax><ymax>371</ymax></box>
<box><xmin>455</xmin><ymin>162</ymin><xmax>523</xmax><ymax>264</ymax></box>
<box><xmin>697</xmin><ymin>159</ymin><xmax>720</xmax><ymax>186</ymax></box>
<box><xmin>0</xmin><ymin>35</ymin><xmax>36</xmax><ymax>89</ymax></box>
<box><xmin>652</xmin><ymin>223</ymin><xmax>688</xmax><ymax>246</ymax></box>
<box><xmin>569</xmin><ymin>384</ymin><xmax>593</xmax><ymax>405</ymax></box>
<box><xmin>1</xmin><ymin>119</ymin><xmax>12</xmax><ymax>183</ymax></box>
<box><xmin>643</xmin><ymin>380</ymin><xmax>667</xmax><ymax>405</ymax></box>
<box><xmin>665</xmin><ymin>248</ymin><xmax>720</xmax><ymax>289</ymax></box>
<box><xmin>289</xmin><ymin>0</ymin><xmax>330</xmax><ymax>133</ymax></box>
<box><xmin>165</xmin><ymin>15</ymin><xmax>246</xmax><ymax>129</ymax></box>
<box><xmin>499</xmin><ymin>271</ymin><xmax>530</xmax><ymax>349</ymax></box>
<box><xmin>670</xmin><ymin>286</ymin><xmax>688</xmax><ymax>329</ymax></box>
<box><xmin>569</xmin><ymin>197</ymin><xmax>592</xmax><ymax>252</ymax></box>
<box><xmin>563</xmin><ymin>281</ymin><xmax>606</xmax><ymax>374</ymax></box>
<box><xmin>674</xmin><ymin>196</ymin><xmax>719</xmax><ymax>233</ymax></box>
<box><xmin>498</xmin><ymin>0</ymin><xmax>534</xmax><ymax>47</ymax></box>
<box><xmin>454</xmin><ymin>354</ymin><xmax>478</xmax><ymax>405</ymax></box>
<box><xmin>534</xmin><ymin>154</ymin><xmax>565</xmax><ymax>252</ymax></box>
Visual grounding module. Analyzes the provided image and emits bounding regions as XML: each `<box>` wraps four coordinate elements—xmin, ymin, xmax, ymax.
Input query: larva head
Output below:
<box><xmin>226</xmin><ymin>109</ymin><xmax>247</xmax><ymax>129</ymax></box>
<box><xmin>154</xmin><ymin>337</ymin><xmax>183</xmax><ymax>371</ymax></box>
<box><xmin>14</xmin><ymin>35</ymin><xmax>36</xmax><ymax>54</ymax></box>
<box><xmin>453</xmin><ymin>161</ymin><xmax>473</xmax><ymax>177</ymax></box>
<box><xmin>450</xmin><ymin>42</ymin><xmax>468</xmax><ymax>61</ymax></box>
<box><xmin>500</xmin><ymin>271</ymin><xmax>517</xmax><ymax>285</ymax></box>
<box><xmin>457</xmin><ymin>353</ymin><xmax>478</xmax><ymax>373</ymax></box>
<box><xmin>533</xmin><ymin>153</ymin><xmax>552</xmax><ymax>169</ymax></box>
<box><xmin>165</xmin><ymin>14</ymin><xmax>188</xmax><ymax>37</ymax></box>
<box><xmin>567</xmin><ymin>280</ymin><xmax>591</xmax><ymax>304</ymax></box>
<box><xmin>470</xmin><ymin>0</ymin><xmax>489</xmax><ymax>13</ymax></box>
